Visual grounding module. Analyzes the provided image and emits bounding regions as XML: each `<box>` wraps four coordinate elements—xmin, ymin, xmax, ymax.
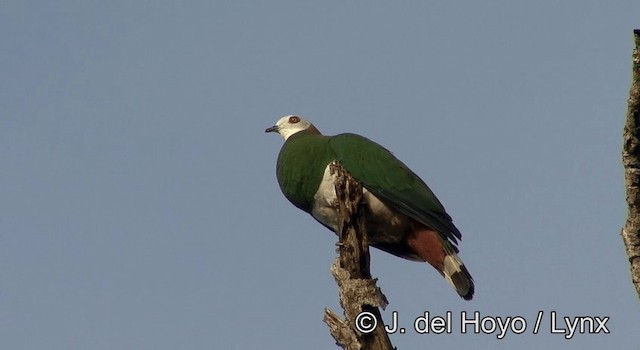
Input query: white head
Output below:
<box><xmin>265</xmin><ymin>115</ymin><xmax>320</xmax><ymax>140</ymax></box>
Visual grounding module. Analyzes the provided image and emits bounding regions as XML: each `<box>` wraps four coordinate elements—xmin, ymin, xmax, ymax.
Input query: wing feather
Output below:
<box><xmin>329</xmin><ymin>133</ymin><xmax>462</xmax><ymax>245</ymax></box>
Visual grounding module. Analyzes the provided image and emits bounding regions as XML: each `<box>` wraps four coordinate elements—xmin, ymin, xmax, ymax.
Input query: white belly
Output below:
<box><xmin>310</xmin><ymin>164</ymin><xmax>410</xmax><ymax>244</ymax></box>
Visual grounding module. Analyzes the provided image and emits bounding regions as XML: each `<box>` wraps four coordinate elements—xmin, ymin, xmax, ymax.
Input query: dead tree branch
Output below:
<box><xmin>622</xmin><ymin>29</ymin><xmax>640</xmax><ymax>300</ymax></box>
<box><xmin>323</xmin><ymin>162</ymin><xmax>394</xmax><ymax>350</ymax></box>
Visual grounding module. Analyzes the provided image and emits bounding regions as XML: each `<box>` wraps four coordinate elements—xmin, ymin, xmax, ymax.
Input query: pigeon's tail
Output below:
<box><xmin>440</xmin><ymin>250</ymin><xmax>474</xmax><ymax>300</ymax></box>
<box><xmin>406</xmin><ymin>226</ymin><xmax>474</xmax><ymax>300</ymax></box>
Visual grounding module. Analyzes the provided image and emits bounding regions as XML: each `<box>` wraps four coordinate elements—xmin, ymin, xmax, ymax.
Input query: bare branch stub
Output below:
<box><xmin>332</xmin><ymin>162</ymin><xmax>370</xmax><ymax>279</ymax></box>
<box><xmin>323</xmin><ymin>162</ymin><xmax>394</xmax><ymax>350</ymax></box>
<box><xmin>622</xmin><ymin>29</ymin><xmax>640</xmax><ymax>299</ymax></box>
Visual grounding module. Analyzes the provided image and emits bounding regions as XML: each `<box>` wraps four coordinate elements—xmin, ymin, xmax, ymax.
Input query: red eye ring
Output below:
<box><xmin>289</xmin><ymin>116</ymin><xmax>300</xmax><ymax>124</ymax></box>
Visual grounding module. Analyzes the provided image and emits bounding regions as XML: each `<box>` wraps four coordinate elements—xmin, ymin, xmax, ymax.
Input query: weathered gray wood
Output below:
<box><xmin>323</xmin><ymin>163</ymin><xmax>394</xmax><ymax>350</ymax></box>
<box><xmin>622</xmin><ymin>29</ymin><xmax>640</xmax><ymax>300</ymax></box>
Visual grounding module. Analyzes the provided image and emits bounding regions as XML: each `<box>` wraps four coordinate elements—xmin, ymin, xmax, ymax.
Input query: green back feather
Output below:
<box><xmin>275</xmin><ymin>130</ymin><xmax>461</xmax><ymax>247</ymax></box>
<box><xmin>329</xmin><ymin>133</ymin><xmax>462</xmax><ymax>245</ymax></box>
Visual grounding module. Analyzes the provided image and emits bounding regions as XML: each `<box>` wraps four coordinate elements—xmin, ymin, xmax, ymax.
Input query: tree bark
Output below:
<box><xmin>622</xmin><ymin>29</ymin><xmax>640</xmax><ymax>300</ymax></box>
<box><xmin>323</xmin><ymin>162</ymin><xmax>395</xmax><ymax>350</ymax></box>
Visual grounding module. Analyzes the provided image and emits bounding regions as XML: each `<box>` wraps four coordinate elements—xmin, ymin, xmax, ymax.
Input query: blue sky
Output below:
<box><xmin>2</xmin><ymin>1</ymin><xmax>639</xmax><ymax>349</ymax></box>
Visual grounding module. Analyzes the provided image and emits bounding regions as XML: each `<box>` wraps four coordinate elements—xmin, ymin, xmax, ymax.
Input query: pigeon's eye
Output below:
<box><xmin>289</xmin><ymin>116</ymin><xmax>300</xmax><ymax>124</ymax></box>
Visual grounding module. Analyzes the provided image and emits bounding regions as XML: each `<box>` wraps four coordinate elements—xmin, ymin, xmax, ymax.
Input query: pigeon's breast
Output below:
<box><xmin>310</xmin><ymin>163</ymin><xmax>410</xmax><ymax>244</ymax></box>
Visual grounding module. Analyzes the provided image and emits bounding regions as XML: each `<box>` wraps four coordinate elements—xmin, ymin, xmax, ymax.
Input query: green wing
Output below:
<box><xmin>329</xmin><ymin>133</ymin><xmax>462</xmax><ymax>246</ymax></box>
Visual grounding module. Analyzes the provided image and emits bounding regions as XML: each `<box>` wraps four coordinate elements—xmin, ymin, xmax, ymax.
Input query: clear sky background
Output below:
<box><xmin>2</xmin><ymin>1</ymin><xmax>640</xmax><ymax>349</ymax></box>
